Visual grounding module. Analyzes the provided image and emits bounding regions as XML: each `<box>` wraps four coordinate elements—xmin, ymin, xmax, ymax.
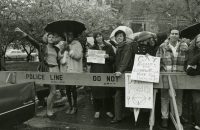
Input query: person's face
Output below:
<box><xmin>96</xmin><ymin>34</ymin><xmax>103</xmax><ymax>44</ymax></box>
<box><xmin>169</xmin><ymin>30</ymin><xmax>179</xmax><ymax>43</ymax></box>
<box><xmin>144</xmin><ymin>38</ymin><xmax>156</xmax><ymax>47</ymax></box>
<box><xmin>67</xmin><ymin>32</ymin><xmax>74</xmax><ymax>42</ymax></box>
<box><xmin>149</xmin><ymin>38</ymin><xmax>156</xmax><ymax>46</ymax></box>
<box><xmin>53</xmin><ymin>34</ymin><xmax>63</xmax><ymax>44</ymax></box>
<box><xmin>47</xmin><ymin>34</ymin><xmax>54</xmax><ymax>44</ymax></box>
<box><xmin>115</xmin><ymin>33</ymin><xmax>124</xmax><ymax>44</ymax></box>
<box><xmin>196</xmin><ymin>37</ymin><xmax>200</xmax><ymax>49</ymax></box>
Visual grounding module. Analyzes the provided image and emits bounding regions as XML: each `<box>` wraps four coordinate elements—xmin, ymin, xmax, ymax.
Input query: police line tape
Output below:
<box><xmin>0</xmin><ymin>71</ymin><xmax>199</xmax><ymax>89</ymax></box>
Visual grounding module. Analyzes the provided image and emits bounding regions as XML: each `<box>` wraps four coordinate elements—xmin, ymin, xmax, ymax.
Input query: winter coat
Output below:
<box><xmin>156</xmin><ymin>40</ymin><xmax>188</xmax><ymax>72</ymax></box>
<box><xmin>186</xmin><ymin>38</ymin><xmax>200</xmax><ymax>76</ymax></box>
<box><xmin>89</xmin><ymin>41</ymin><xmax>115</xmax><ymax>98</ymax></box>
<box><xmin>60</xmin><ymin>40</ymin><xmax>83</xmax><ymax>73</ymax></box>
<box><xmin>156</xmin><ymin>39</ymin><xmax>188</xmax><ymax>88</ymax></box>
<box><xmin>115</xmin><ymin>41</ymin><xmax>134</xmax><ymax>73</ymax></box>
<box><xmin>115</xmin><ymin>40</ymin><xmax>157</xmax><ymax>73</ymax></box>
<box><xmin>90</xmin><ymin>42</ymin><xmax>115</xmax><ymax>73</ymax></box>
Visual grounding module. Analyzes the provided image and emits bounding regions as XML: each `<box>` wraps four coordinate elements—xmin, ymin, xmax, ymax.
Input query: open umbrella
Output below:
<box><xmin>44</xmin><ymin>20</ymin><xmax>86</xmax><ymax>37</ymax></box>
<box><xmin>110</xmin><ymin>26</ymin><xmax>134</xmax><ymax>41</ymax></box>
<box><xmin>180</xmin><ymin>23</ymin><xmax>200</xmax><ymax>39</ymax></box>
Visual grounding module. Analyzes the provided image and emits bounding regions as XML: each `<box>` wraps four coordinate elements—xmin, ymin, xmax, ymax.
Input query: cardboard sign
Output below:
<box><xmin>87</xmin><ymin>49</ymin><xmax>106</xmax><ymax>64</ymax></box>
<box><xmin>125</xmin><ymin>73</ymin><xmax>153</xmax><ymax>109</ymax></box>
<box><xmin>131</xmin><ymin>54</ymin><xmax>160</xmax><ymax>83</ymax></box>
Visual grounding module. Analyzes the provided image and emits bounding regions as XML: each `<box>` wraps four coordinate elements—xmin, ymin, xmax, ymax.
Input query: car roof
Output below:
<box><xmin>7</xmin><ymin>49</ymin><xmax>22</xmax><ymax>52</ymax></box>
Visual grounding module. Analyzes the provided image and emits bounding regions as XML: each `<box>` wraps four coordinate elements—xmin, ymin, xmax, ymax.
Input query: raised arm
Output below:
<box><xmin>15</xmin><ymin>27</ymin><xmax>41</xmax><ymax>50</ymax></box>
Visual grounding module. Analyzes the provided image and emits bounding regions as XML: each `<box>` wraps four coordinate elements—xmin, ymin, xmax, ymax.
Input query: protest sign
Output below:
<box><xmin>87</xmin><ymin>49</ymin><xmax>106</xmax><ymax>64</ymax></box>
<box><xmin>131</xmin><ymin>54</ymin><xmax>160</xmax><ymax>83</ymax></box>
<box><xmin>125</xmin><ymin>73</ymin><xmax>153</xmax><ymax>109</ymax></box>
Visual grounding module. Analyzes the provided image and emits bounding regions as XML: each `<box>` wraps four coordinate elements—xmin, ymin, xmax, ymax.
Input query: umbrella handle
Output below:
<box><xmin>60</xmin><ymin>42</ymin><xmax>70</xmax><ymax>53</ymax></box>
<box><xmin>63</xmin><ymin>32</ymin><xmax>68</xmax><ymax>40</ymax></box>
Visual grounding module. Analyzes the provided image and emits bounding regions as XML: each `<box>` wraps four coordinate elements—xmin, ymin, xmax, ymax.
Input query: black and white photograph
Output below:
<box><xmin>0</xmin><ymin>0</ymin><xmax>200</xmax><ymax>130</ymax></box>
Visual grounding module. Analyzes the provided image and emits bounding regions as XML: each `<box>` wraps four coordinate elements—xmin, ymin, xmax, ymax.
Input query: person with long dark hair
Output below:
<box><xmin>88</xmin><ymin>32</ymin><xmax>115</xmax><ymax>118</ymax></box>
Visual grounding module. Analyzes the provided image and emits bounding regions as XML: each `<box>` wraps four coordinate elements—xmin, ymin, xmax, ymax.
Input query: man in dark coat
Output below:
<box><xmin>186</xmin><ymin>34</ymin><xmax>200</xmax><ymax>130</ymax></box>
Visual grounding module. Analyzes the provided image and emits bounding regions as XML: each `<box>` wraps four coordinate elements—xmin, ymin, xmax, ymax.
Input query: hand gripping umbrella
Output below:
<box><xmin>180</xmin><ymin>23</ymin><xmax>200</xmax><ymax>40</ymax></box>
<box><xmin>44</xmin><ymin>20</ymin><xmax>86</xmax><ymax>37</ymax></box>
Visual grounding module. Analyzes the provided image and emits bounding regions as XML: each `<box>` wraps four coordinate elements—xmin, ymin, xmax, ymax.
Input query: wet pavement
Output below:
<box><xmin>13</xmin><ymin>89</ymin><xmax>194</xmax><ymax>130</ymax></box>
<box><xmin>22</xmin><ymin>91</ymin><xmax>151</xmax><ymax>130</ymax></box>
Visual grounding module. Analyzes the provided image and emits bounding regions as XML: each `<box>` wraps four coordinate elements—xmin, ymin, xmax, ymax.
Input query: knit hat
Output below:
<box><xmin>137</xmin><ymin>31</ymin><xmax>154</xmax><ymax>42</ymax></box>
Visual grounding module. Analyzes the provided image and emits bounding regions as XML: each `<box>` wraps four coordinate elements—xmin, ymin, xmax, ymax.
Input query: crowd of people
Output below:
<box><xmin>10</xmin><ymin>25</ymin><xmax>200</xmax><ymax>130</ymax></box>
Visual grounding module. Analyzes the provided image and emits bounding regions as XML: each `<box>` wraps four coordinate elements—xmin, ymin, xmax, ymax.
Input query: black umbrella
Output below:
<box><xmin>180</xmin><ymin>23</ymin><xmax>200</xmax><ymax>39</ymax></box>
<box><xmin>44</xmin><ymin>20</ymin><xmax>86</xmax><ymax>37</ymax></box>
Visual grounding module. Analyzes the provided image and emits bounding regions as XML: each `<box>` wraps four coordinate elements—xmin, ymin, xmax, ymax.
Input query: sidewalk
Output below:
<box><xmin>21</xmin><ymin>89</ymin><xmax>193</xmax><ymax>130</ymax></box>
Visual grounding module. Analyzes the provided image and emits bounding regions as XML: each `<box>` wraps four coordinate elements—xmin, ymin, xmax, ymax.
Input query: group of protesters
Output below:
<box><xmin>12</xmin><ymin>24</ymin><xmax>200</xmax><ymax>130</ymax></box>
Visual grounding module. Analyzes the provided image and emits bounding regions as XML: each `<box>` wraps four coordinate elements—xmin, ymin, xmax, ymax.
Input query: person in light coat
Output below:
<box><xmin>60</xmin><ymin>32</ymin><xmax>83</xmax><ymax>114</ymax></box>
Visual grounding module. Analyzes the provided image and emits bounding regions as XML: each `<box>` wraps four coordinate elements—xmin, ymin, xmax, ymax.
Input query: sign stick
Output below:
<box><xmin>133</xmin><ymin>108</ymin><xmax>140</xmax><ymax>123</ymax></box>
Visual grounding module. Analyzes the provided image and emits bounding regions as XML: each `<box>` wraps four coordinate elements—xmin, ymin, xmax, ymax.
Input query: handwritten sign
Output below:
<box><xmin>87</xmin><ymin>49</ymin><xmax>106</xmax><ymax>64</ymax></box>
<box><xmin>131</xmin><ymin>54</ymin><xmax>160</xmax><ymax>83</ymax></box>
<box><xmin>125</xmin><ymin>73</ymin><xmax>153</xmax><ymax>108</ymax></box>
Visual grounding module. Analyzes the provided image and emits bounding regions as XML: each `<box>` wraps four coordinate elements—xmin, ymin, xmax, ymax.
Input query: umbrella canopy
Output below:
<box><xmin>110</xmin><ymin>26</ymin><xmax>134</xmax><ymax>41</ymax></box>
<box><xmin>44</xmin><ymin>20</ymin><xmax>86</xmax><ymax>37</ymax></box>
<box><xmin>180</xmin><ymin>23</ymin><xmax>200</xmax><ymax>40</ymax></box>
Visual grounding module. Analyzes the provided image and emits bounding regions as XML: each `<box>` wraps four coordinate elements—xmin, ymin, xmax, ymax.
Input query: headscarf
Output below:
<box><xmin>114</xmin><ymin>30</ymin><xmax>126</xmax><ymax>42</ymax></box>
<box><xmin>188</xmin><ymin>34</ymin><xmax>200</xmax><ymax>51</ymax></box>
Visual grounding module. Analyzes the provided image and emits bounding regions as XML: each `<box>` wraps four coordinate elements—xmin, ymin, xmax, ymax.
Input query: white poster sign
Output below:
<box><xmin>87</xmin><ymin>49</ymin><xmax>106</xmax><ymax>64</ymax></box>
<box><xmin>125</xmin><ymin>73</ymin><xmax>153</xmax><ymax>109</ymax></box>
<box><xmin>131</xmin><ymin>54</ymin><xmax>160</xmax><ymax>83</ymax></box>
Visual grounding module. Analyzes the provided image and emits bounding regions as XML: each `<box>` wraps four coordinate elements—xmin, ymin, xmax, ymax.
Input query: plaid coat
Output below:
<box><xmin>156</xmin><ymin>40</ymin><xmax>188</xmax><ymax>88</ymax></box>
<box><xmin>156</xmin><ymin>40</ymin><xmax>187</xmax><ymax>72</ymax></box>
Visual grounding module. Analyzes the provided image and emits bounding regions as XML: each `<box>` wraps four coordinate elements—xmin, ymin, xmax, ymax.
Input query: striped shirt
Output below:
<box><xmin>46</xmin><ymin>44</ymin><xmax>58</xmax><ymax>66</ymax></box>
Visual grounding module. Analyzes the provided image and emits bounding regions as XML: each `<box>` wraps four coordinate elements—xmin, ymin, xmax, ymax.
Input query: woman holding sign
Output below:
<box><xmin>112</xmin><ymin>30</ymin><xmax>158</xmax><ymax>123</ymax></box>
<box><xmin>88</xmin><ymin>32</ymin><xmax>115</xmax><ymax>119</ymax></box>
